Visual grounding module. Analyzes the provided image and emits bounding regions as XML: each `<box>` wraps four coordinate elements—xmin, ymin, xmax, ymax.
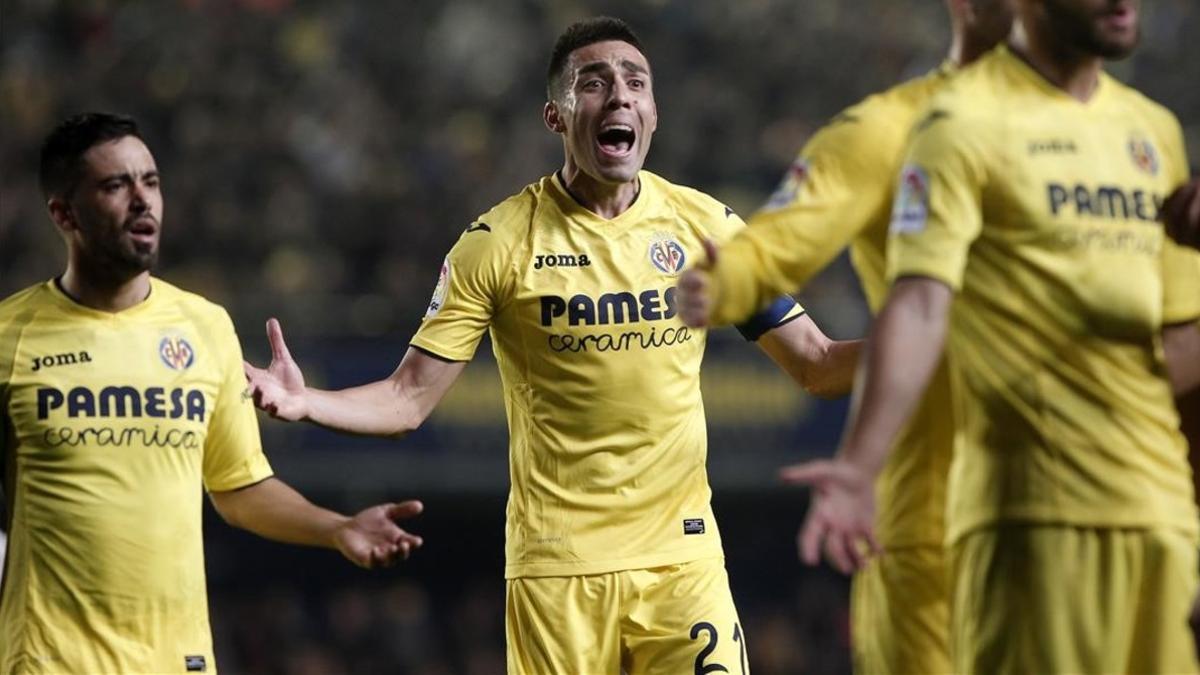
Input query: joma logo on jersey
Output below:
<box><xmin>1047</xmin><ymin>183</ymin><xmax>1164</xmax><ymax>223</ymax></box>
<box><xmin>540</xmin><ymin>287</ymin><xmax>678</xmax><ymax>326</ymax></box>
<box><xmin>37</xmin><ymin>386</ymin><xmax>206</xmax><ymax>422</ymax></box>
<box><xmin>30</xmin><ymin>350</ymin><xmax>92</xmax><ymax>372</ymax></box>
<box><xmin>534</xmin><ymin>253</ymin><xmax>592</xmax><ymax>269</ymax></box>
<box><xmin>1028</xmin><ymin>139</ymin><xmax>1078</xmax><ymax>155</ymax></box>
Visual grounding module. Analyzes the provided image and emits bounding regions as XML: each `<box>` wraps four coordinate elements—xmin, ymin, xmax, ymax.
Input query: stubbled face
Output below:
<box><xmin>1041</xmin><ymin>0</ymin><xmax>1140</xmax><ymax>58</ymax></box>
<box><xmin>59</xmin><ymin>135</ymin><xmax>163</xmax><ymax>277</ymax></box>
<box><xmin>551</xmin><ymin>40</ymin><xmax>658</xmax><ymax>184</ymax></box>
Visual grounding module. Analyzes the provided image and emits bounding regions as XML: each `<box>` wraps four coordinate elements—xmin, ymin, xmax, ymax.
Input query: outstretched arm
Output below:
<box><xmin>1164</xmin><ymin>321</ymin><xmax>1200</xmax><ymax>396</ymax></box>
<box><xmin>209</xmin><ymin>477</ymin><xmax>424</xmax><ymax>569</ymax></box>
<box><xmin>780</xmin><ymin>276</ymin><xmax>952</xmax><ymax>573</ymax></box>
<box><xmin>757</xmin><ymin>315</ymin><xmax>861</xmax><ymax>399</ymax></box>
<box><xmin>244</xmin><ymin>319</ymin><xmax>467</xmax><ymax>437</ymax></box>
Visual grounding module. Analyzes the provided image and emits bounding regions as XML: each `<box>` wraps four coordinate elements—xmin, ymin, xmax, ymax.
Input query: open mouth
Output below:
<box><xmin>127</xmin><ymin>217</ymin><xmax>158</xmax><ymax>245</ymax></box>
<box><xmin>596</xmin><ymin>123</ymin><xmax>636</xmax><ymax>157</ymax></box>
<box><xmin>1101</xmin><ymin>3</ymin><xmax>1135</xmax><ymax>29</ymax></box>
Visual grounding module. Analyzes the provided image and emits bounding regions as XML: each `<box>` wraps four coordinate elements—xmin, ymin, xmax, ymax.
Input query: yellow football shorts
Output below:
<box><xmin>951</xmin><ymin>524</ymin><xmax>1199</xmax><ymax>674</ymax></box>
<box><xmin>506</xmin><ymin>557</ymin><xmax>748</xmax><ymax>674</ymax></box>
<box><xmin>851</xmin><ymin>544</ymin><xmax>951</xmax><ymax>674</ymax></box>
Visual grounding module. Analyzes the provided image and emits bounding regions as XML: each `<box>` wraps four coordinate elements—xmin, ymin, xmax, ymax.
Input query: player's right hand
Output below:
<box><xmin>780</xmin><ymin>458</ymin><xmax>881</xmax><ymax>575</ymax></box>
<box><xmin>1163</xmin><ymin>178</ymin><xmax>1200</xmax><ymax>250</ymax></box>
<box><xmin>243</xmin><ymin>318</ymin><xmax>310</xmax><ymax>421</ymax></box>
<box><xmin>679</xmin><ymin>238</ymin><xmax>719</xmax><ymax>327</ymax></box>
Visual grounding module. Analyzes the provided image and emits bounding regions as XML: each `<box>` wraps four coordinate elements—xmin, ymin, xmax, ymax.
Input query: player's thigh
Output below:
<box><xmin>621</xmin><ymin>558</ymin><xmax>749</xmax><ymax>675</ymax></box>
<box><xmin>505</xmin><ymin>574</ymin><xmax>621</xmax><ymax>675</ymax></box>
<box><xmin>1127</xmin><ymin>528</ymin><xmax>1200</xmax><ymax>674</ymax></box>
<box><xmin>851</xmin><ymin>545</ymin><xmax>950</xmax><ymax>675</ymax></box>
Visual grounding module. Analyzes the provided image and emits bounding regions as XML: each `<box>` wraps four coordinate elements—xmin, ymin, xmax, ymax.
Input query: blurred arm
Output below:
<box><xmin>757</xmin><ymin>314</ymin><xmax>862</xmax><ymax>399</ymax></box>
<box><xmin>209</xmin><ymin>477</ymin><xmax>424</xmax><ymax>569</ymax></box>
<box><xmin>1164</xmin><ymin>321</ymin><xmax>1200</xmax><ymax>396</ymax></box>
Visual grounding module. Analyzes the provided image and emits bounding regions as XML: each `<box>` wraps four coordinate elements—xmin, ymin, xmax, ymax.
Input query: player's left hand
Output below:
<box><xmin>1163</xmin><ymin>178</ymin><xmax>1200</xmax><ymax>250</ymax></box>
<box><xmin>334</xmin><ymin>500</ymin><xmax>425</xmax><ymax>569</ymax></box>
<box><xmin>780</xmin><ymin>459</ymin><xmax>880</xmax><ymax>575</ymax></box>
<box><xmin>679</xmin><ymin>239</ymin><xmax>719</xmax><ymax>327</ymax></box>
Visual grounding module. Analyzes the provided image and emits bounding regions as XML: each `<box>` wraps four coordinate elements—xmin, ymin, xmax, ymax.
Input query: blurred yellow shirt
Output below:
<box><xmin>0</xmin><ymin>278</ymin><xmax>273</xmax><ymax>673</ymax></box>
<box><xmin>889</xmin><ymin>46</ymin><xmax>1200</xmax><ymax>543</ymax></box>
<box><xmin>707</xmin><ymin>66</ymin><xmax>954</xmax><ymax>548</ymax></box>
<box><xmin>411</xmin><ymin>171</ymin><xmax>802</xmax><ymax>578</ymax></box>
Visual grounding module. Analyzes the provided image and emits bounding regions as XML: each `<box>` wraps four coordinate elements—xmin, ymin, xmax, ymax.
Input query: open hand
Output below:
<box><xmin>679</xmin><ymin>238</ymin><xmax>719</xmax><ymax>328</ymax></box>
<box><xmin>335</xmin><ymin>500</ymin><xmax>425</xmax><ymax>569</ymax></box>
<box><xmin>244</xmin><ymin>318</ymin><xmax>309</xmax><ymax>421</ymax></box>
<box><xmin>780</xmin><ymin>458</ymin><xmax>880</xmax><ymax>574</ymax></box>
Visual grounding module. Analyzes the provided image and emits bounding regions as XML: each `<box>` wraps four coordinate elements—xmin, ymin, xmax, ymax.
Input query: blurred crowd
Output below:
<box><xmin>3</xmin><ymin>1</ymin><xmax>1199</xmax><ymax>672</ymax></box>
<box><xmin>6</xmin><ymin>0</ymin><xmax>1194</xmax><ymax>338</ymax></box>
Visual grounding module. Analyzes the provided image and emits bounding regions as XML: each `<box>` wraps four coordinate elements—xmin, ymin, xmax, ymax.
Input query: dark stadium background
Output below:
<box><xmin>2</xmin><ymin>1</ymin><xmax>1198</xmax><ymax>673</ymax></box>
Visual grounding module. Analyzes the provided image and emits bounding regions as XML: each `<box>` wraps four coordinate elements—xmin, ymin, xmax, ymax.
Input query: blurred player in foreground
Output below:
<box><xmin>771</xmin><ymin>0</ymin><xmax>1200</xmax><ymax>671</ymax></box>
<box><xmin>0</xmin><ymin>113</ymin><xmax>425</xmax><ymax>674</ymax></box>
<box><xmin>678</xmin><ymin>1</ymin><xmax>1011</xmax><ymax>671</ymax></box>
<box><xmin>245</xmin><ymin>17</ymin><xmax>860</xmax><ymax>674</ymax></box>
<box><xmin>1165</xmin><ymin>177</ymin><xmax>1200</xmax><ymax>250</ymax></box>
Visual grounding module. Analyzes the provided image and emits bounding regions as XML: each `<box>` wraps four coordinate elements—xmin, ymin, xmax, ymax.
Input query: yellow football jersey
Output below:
<box><xmin>0</xmin><ymin>278</ymin><xmax>272</xmax><ymax>674</ymax></box>
<box><xmin>411</xmin><ymin>171</ymin><xmax>802</xmax><ymax>578</ymax></box>
<box><xmin>705</xmin><ymin>66</ymin><xmax>954</xmax><ymax>549</ymax></box>
<box><xmin>889</xmin><ymin>45</ymin><xmax>1200</xmax><ymax>544</ymax></box>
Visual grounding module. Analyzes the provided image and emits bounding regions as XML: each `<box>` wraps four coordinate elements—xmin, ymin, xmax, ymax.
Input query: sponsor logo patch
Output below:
<box><xmin>683</xmin><ymin>518</ymin><xmax>706</xmax><ymax>535</ymax></box>
<box><xmin>159</xmin><ymin>336</ymin><xmax>195</xmax><ymax>371</ymax></box>
<box><xmin>762</xmin><ymin>158</ymin><xmax>810</xmax><ymax>211</ymax></box>
<box><xmin>648</xmin><ymin>234</ymin><xmax>686</xmax><ymax>276</ymax></box>
<box><xmin>426</xmin><ymin>258</ymin><xmax>450</xmax><ymax>318</ymax></box>
<box><xmin>891</xmin><ymin>165</ymin><xmax>930</xmax><ymax>234</ymax></box>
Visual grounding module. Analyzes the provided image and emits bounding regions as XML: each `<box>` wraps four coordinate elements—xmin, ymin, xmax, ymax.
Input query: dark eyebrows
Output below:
<box><xmin>95</xmin><ymin>169</ymin><xmax>160</xmax><ymax>185</ymax></box>
<box><xmin>574</xmin><ymin>59</ymin><xmax>651</xmax><ymax>80</ymax></box>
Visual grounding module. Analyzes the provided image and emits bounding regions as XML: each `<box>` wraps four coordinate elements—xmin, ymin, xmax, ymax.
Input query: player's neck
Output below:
<box><xmin>1008</xmin><ymin>24</ymin><xmax>1103</xmax><ymax>102</ymax></box>
<box><xmin>60</xmin><ymin>262</ymin><xmax>151</xmax><ymax>313</ymax></box>
<box><xmin>558</xmin><ymin>163</ymin><xmax>640</xmax><ymax>220</ymax></box>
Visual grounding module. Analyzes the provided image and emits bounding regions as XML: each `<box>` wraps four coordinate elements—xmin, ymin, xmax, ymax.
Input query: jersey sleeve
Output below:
<box><xmin>709</xmin><ymin>111</ymin><xmax>899</xmax><ymax>326</ymax></box>
<box><xmin>886</xmin><ymin>106</ymin><xmax>989</xmax><ymax>290</ymax></box>
<box><xmin>202</xmin><ymin>309</ymin><xmax>273</xmax><ymax>492</ymax></box>
<box><xmin>410</xmin><ymin>223</ymin><xmax>511</xmax><ymax>361</ymax></box>
<box><xmin>1157</xmin><ymin>110</ymin><xmax>1200</xmax><ymax>324</ymax></box>
<box><xmin>702</xmin><ymin>205</ymin><xmax>806</xmax><ymax>339</ymax></box>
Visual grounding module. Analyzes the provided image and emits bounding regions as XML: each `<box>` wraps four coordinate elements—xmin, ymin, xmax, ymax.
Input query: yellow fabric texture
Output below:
<box><xmin>889</xmin><ymin>46</ymin><xmax>1200</xmax><ymax>544</ymax></box>
<box><xmin>0</xmin><ymin>278</ymin><xmax>272</xmax><ymax>674</ymax></box>
<box><xmin>951</xmin><ymin>525</ymin><xmax>1199</xmax><ymax>674</ymax></box>
<box><xmin>850</xmin><ymin>545</ymin><xmax>951</xmax><ymax>675</ymax></box>
<box><xmin>411</xmin><ymin>171</ymin><xmax>800</xmax><ymax>579</ymax></box>
<box><xmin>505</xmin><ymin>557</ymin><xmax>747</xmax><ymax>675</ymax></box>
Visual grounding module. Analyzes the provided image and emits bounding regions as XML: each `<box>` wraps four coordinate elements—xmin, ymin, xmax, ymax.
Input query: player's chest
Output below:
<box><xmin>6</xmin><ymin>320</ymin><xmax>220</xmax><ymax>444</ymax></box>
<box><xmin>994</xmin><ymin>118</ymin><xmax>1173</xmax><ymax>233</ymax></box>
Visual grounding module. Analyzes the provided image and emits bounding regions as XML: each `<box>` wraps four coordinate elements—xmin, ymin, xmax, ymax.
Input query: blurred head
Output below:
<box><xmin>544</xmin><ymin>17</ymin><xmax>657</xmax><ymax>185</ymax></box>
<box><xmin>40</xmin><ymin>113</ymin><xmax>163</xmax><ymax>279</ymax></box>
<box><xmin>1022</xmin><ymin>0</ymin><xmax>1140</xmax><ymax>58</ymax></box>
<box><xmin>945</xmin><ymin>0</ymin><xmax>1014</xmax><ymax>63</ymax></box>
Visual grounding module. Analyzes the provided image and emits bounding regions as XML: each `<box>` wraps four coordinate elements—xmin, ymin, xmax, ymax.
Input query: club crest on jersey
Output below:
<box><xmin>1127</xmin><ymin>135</ymin><xmax>1159</xmax><ymax>176</ymax></box>
<box><xmin>891</xmin><ymin>164</ymin><xmax>930</xmax><ymax>234</ymax></box>
<box><xmin>648</xmin><ymin>235</ymin><xmax>686</xmax><ymax>276</ymax></box>
<box><xmin>762</xmin><ymin>158</ymin><xmax>810</xmax><ymax>211</ymax></box>
<box><xmin>426</xmin><ymin>258</ymin><xmax>450</xmax><ymax>318</ymax></box>
<box><xmin>159</xmin><ymin>336</ymin><xmax>195</xmax><ymax>371</ymax></box>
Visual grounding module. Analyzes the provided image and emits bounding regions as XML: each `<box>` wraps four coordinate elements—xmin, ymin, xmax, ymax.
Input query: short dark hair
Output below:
<box><xmin>546</xmin><ymin>17</ymin><xmax>645</xmax><ymax>101</ymax></box>
<box><xmin>39</xmin><ymin>112</ymin><xmax>142</xmax><ymax>200</ymax></box>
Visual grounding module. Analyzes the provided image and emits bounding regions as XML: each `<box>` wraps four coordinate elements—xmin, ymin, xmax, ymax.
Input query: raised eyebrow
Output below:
<box><xmin>575</xmin><ymin>61</ymin><xmax>613</xmax><ymax>79</ymax></box>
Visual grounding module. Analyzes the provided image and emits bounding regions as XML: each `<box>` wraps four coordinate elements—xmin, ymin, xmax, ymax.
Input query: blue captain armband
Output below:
<box><xmin>735</xmin><ymin>296</ymin><xmax>805</xmax><ymax>341</ymax></box>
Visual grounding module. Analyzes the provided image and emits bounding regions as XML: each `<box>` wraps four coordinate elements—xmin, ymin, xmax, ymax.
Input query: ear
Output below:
<box><xmin>47</xmin><ymin>196</ymin><xmax>78</xmax><ymax>235</ymax></box>
<box><xmin>544</xmin><ymin>101</ymin><xmax>567</xmax><ymax>134</ymax></box>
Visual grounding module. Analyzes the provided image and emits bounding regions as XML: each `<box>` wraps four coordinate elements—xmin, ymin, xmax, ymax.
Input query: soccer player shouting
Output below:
<box><xmin>245</xmin><ymin>17</ymin><xmax>859</xmax><ymax>674</ymax></box>
<box><xmin>0</xmin><ymin>113</ymin><xmax>424</xmax><ymax>674</ymax></box>
<box><xmin>776</xmin><ymin>0</ymin><xmax>1200</xmax><ymax>672</ymax></box>
<box><xmin>676</xmin><ymin>1</ymin><xmax>1011</xmax><ymax>671</ymax></box>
